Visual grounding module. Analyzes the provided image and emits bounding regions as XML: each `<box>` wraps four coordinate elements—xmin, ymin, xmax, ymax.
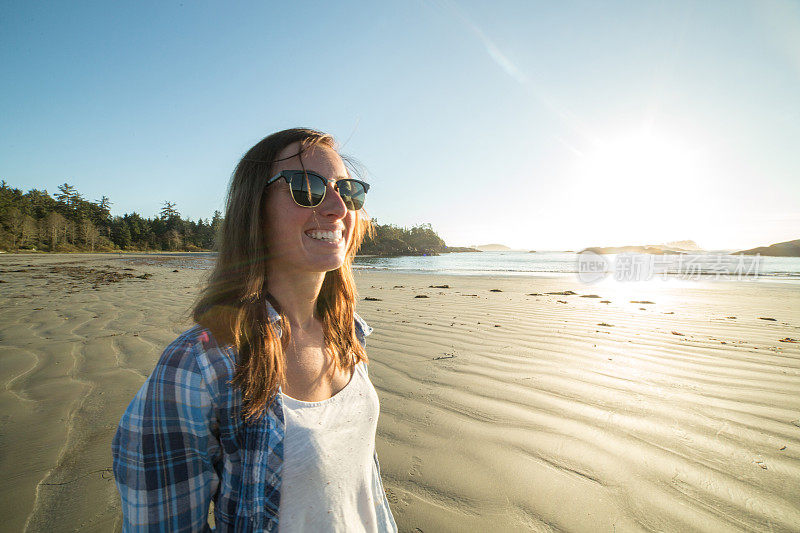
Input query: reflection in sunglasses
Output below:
<box><xmin>269</xmin><ymin>170</ymin><xmax>367</xmax><ymax>210</ymax></box>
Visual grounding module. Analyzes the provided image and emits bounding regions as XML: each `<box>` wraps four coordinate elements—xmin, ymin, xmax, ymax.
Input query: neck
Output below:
<box><xmin>265</xmin><ymin>267</ymin><xmax>326</xmax><ymax>331</ymax></box>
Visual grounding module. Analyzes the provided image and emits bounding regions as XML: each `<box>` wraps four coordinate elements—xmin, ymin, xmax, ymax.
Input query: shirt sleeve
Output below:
<box><xmin>111</xmin><ymin>335</ymin><xmax>220</xmax><ymax>532</ymax></box>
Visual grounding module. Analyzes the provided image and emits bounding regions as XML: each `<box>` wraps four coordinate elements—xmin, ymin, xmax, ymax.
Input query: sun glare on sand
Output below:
<box><xmin>562</xmin><ymin>131</ymin><xmax>715</xmax><ymax>245</ymax></box>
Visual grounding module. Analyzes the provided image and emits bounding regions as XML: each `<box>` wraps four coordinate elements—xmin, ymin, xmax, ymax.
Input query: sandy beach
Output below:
<box><xmin>1</xmin><ymin>253</ymin><xmax>799</xmax><ymax>532</ymax></box>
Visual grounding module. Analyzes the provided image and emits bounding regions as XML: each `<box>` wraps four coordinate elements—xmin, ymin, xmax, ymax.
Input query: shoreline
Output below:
<box><xmin>5</xmin><ymin>251</ymin><xmax>798</xmax><ymax>282</ymax></box>
<box><xmin>352</xmin><ymin>267</ymin><xmax>800</xmax><ymax>283</ymax></box>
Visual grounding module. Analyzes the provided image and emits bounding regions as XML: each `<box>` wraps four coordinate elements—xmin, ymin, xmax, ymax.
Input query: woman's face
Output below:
<box><xmin>263</xmin><ymin>143</ymin><xmax>356</xmax><ymax>275</ymax></box>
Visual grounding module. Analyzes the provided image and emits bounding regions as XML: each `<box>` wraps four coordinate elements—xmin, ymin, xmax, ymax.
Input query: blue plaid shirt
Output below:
<box><xmin>111</xmin><ymin>303</ymin><xmax>397</xmax><ymax>532</ymax></box>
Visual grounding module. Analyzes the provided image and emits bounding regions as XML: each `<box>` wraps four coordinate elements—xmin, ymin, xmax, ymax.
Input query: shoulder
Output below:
<box><xmin>146</xmin><ymin>326</ymin><xmax>208</xmax><ymax>389</ymax></box>
<box><xmin>155</xmin><ymin>324</ymin><xmax>239</xmax><ymax>410</ymax></box>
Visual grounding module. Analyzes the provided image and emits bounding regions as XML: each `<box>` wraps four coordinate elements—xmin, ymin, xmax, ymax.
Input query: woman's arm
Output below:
<box><xmin>112</xmin><ymin>335</ymin><xmax>220</xmax><ymax>532</ymax></box>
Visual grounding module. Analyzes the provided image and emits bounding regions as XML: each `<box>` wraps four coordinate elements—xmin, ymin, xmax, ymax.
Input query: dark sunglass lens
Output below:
<box><xmin>337</xmin><ymin>180</ymin><xmax>366</xmax><ymax>210</ymax></box>
<box><xmin>290</xmin><ymin>172</ymin><xmax>325</xmax><ymax>206</ymax></box>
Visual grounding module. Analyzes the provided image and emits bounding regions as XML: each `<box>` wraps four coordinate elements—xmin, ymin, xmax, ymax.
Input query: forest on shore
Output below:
<box><xmin>0</xmin><ymin>181</ymin><xmax>467</xmax><ymax>256</ymax></box>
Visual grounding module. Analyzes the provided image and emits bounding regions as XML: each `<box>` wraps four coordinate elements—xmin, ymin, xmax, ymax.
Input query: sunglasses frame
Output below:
<box><xmin>265</xmin><ymin>170</ymin><xmax>370</xmax><ymax>210</ymax></box>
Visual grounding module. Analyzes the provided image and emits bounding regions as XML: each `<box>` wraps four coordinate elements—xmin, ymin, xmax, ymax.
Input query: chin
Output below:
<box><xmin>308</xmin><ymin>254</ymin><xmax>347</xmax><ymax>273</ymax></box>
<box><xmin>302</xmin><ymin>239</ymin><xmax>350</xmax><ymax>273</ymax></box>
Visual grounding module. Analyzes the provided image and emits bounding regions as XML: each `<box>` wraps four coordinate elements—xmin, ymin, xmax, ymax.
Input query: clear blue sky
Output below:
<box><xmin>2</xmin><ymin>0</ymin><xmax>798</xmax><ymax>250</ymax></box>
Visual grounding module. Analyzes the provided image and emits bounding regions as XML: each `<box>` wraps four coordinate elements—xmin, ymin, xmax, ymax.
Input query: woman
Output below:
<box><xmin>112</xmin><ymin>128</ymin><xmax>398</xmax><ymax>532</ymax></box>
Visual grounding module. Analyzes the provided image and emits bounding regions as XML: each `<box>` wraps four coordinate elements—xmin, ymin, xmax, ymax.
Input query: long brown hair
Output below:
<box><xmin>192</xmin><ymin>128</ymin><xmax>373</xmax><ymax>422</ymax></box>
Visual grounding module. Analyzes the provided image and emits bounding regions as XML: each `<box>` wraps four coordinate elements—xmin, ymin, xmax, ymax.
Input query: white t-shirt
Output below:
<box><xmin>278</xmin><ymin>361</ymin><xmax>396</xmax><ymax>532</ymax></box>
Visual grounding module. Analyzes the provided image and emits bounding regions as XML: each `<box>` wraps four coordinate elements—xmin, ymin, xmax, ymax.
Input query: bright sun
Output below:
<box><xmin>564</xmin><ymin>131</ymin><xmax>713</xmax><ymax>245</ymax></box>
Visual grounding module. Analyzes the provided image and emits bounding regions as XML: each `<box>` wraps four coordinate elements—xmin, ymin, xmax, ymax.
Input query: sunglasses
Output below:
<box><xmin>266</xmin><ymin>170</ymin><xmax>370</xmax><ymax>211</ymax></box>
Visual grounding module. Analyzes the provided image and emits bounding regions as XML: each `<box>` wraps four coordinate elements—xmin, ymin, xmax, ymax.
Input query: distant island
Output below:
<box><xmin>358</xmin><ymin>221</ymin><xmax>481</xmax><ymax>257</ymax></box>
<box><xmin>473</xmin><ymin>244</ymin><xmax>512</xmax><ymax>252</ymax></box>
<box><xmin>580</xmin><ymin>240</ymin><xmax>702</xmax><ymax>255</ymax></box>
<box><xmin>735</xmin><ymin>239</ymin><xmax>800</xmax><ymax>257</ymax></box>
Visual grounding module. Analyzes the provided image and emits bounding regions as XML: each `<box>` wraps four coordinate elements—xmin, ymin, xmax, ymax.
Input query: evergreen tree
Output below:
<box><xmin>110</xmin><ymin>218</ymin><xmax>132</xmax><ymax>249</ymax></box>
<box><xmin>160</xmin><ymin>201</ymin><xmax>179</xmax><ymax>220</ymax></box>
<box><xmin>55</xmin><ymin>183</ymin><xmax>76</xmax><ymax>206</ymax></box>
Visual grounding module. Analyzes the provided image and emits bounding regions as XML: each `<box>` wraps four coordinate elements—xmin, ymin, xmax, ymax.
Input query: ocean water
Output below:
<box><xmin>353</xmin><ymin>251</ymin><xmax>800</xmax><ymax>281</ymax></box>
<box><xmin>119</xmin><ymin>251</ymin><xmax>800</xmax><ymax>281</ymax></box>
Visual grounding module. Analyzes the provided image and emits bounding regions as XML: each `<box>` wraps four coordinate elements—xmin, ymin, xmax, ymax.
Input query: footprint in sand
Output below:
<box><xmin>383</xmin><ymin>487</ymin><xmax>401</xmax><ymax>505</ymax></box>
<box><xmin>409</xmin><ymin>455</ymin><xmax>423</xmax><ymax>478</ymax></box>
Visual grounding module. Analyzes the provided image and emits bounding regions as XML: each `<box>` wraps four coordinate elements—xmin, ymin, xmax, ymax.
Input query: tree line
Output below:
<box><xmin>0</xmin><ymin>180</ymin><xmax>458</xmax><ymax>255</ymax></box>
<box><xmin>0</xmin><ymin>181</ymin><xmax>221</xmax><ymax>252</ymax></box>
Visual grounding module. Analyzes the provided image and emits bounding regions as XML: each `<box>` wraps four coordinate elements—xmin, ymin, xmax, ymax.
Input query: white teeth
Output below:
<box><xmin>306</xmin><ymin>230</ymin><xmax>342</xmax><ymax>242</ymax></box>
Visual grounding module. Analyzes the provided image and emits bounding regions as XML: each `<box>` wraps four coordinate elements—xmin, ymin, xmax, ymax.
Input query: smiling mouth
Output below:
<box><xmin>305</xmin><ymin>229</ymin><xmax>344</xmax><ymax>243</ymax></box>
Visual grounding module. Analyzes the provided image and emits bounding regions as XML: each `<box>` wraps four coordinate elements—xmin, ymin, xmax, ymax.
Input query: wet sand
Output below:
<box><xmin>1</xmin><ymin>253</ymin><xmax>799</xmax><ymax>532</ymax></box>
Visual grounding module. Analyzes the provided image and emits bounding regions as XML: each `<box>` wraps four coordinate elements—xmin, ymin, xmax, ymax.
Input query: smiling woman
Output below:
<box><xmin>111</xmin><ymin>128</ymin><xmax>398</xmax><ymax>532</ymax></box>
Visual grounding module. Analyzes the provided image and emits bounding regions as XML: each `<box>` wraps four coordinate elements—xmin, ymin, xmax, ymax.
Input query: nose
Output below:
<box><xmin>317</xmin><ymin>179</ymin><xmax>348</xmax><ymax>218</ymax></box>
